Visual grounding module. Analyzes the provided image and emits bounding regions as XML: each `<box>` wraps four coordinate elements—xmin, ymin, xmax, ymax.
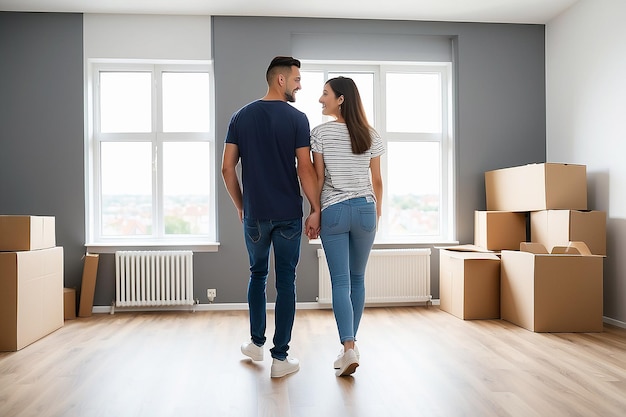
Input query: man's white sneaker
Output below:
<box><xmin>270</xmin><ymin>357</ymin><xmax>300</xmax><ymax>378</ymax></box>
<box><xmin>333</xmin><ymin>345</ymin><xmax>360</xmax><ymax>369</ymax></box>
<box><xmin>241</xmin><ymin>341</ymin><xmax>264</xmax><ymax>361</ymax></box>
<box><xmin>335</xmin><ymin>349</ymin><xmax>359</xmax><ymax>377</ymax></box>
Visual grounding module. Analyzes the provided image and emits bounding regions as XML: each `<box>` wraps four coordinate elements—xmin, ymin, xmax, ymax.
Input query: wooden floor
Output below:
<box><xmin>1</xmin><ymin>306</ymin><xmax>626</xmax><ymax>417</ymax></box>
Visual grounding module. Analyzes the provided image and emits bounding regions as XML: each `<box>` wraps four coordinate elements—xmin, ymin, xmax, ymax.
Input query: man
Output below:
<box><xmin>221</xmin><ymin>56</ymin><xmax>320</xmax><ymax>378</ymax></box>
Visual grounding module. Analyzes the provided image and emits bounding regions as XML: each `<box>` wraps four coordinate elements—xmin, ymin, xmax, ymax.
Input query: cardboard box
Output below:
<box><xmin>64</xmin><ymin>288</ymin><xmax>77</xmax><ymax>320</ymax></box>
<box><xmin>0</xmin><ymin>215</ymin><xmax>56</xmax><ymax>251</ymax></box>
<box><xmin>530</xmin><ymin>210</ymin><xmax>606</xmax><ymax>256</ymax></box>
<box><xmin>439</xmin><ymin>246</ymin><xmax>501</xmax><ymax>320</ymax></box>
<box><xmin>501</xmin><ymin>242</ymin><xmax>603</xmax><ymax>332</ymax></box>
<box><xmin>0</xmin><ymin>247</ymin><xmax>64</xmax><ymax>351</ymax></box>
<box><xmin>78</xmin><ymin>254</ymin><xmax>99</xmax><ymax>318</ymax></box>
<box><xmin>475</xmin><ymin>211</ymin><xmax>527</xmax><ymax>251</ymax></box>
<box><xmin>485</xmin><ymin>163</ymin><xmax>587</xmax><ymax>212</ymax></box>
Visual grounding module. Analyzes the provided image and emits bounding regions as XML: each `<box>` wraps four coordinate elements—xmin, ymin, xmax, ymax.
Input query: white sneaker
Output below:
<box><xmin>241</xmin><ymin>341</ymin><xmax>264</xmax><ymax>361</ymax></box>
<box><xmin>270</xmin><ymin>357</ymin><xmax>300</xmax><ymax>378</ymax></box>
<box><xmin>335</xmin><ymin>349</ymin><xmax>359</xmax><ymax>377</ymax></box>
<box><xmin>333</xmin><ymin>345</ymin><xmax>360</xmax><ymax>369</ymax></box>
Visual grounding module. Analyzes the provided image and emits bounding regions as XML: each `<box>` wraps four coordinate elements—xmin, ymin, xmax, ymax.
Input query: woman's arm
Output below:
<box><xmin>370</xmin><ymin>156</ymin><xmax>383</xmax><ymax>218</ymax></box>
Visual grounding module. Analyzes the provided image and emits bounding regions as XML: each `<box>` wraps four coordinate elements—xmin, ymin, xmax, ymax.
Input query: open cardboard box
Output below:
<box><xmin>501</xmin><ymin>241</ymin><xmax>603</xmax><ymax>332</ymax></box>
<box><xmin>530</xmin><ymin>210</ymin><xmax>606</xmax><ymax>256</ymax></box>
<box><xmin>439</xmin><ymin>245</ymin><xmax>501</xmax><ymax>320</ymax></box>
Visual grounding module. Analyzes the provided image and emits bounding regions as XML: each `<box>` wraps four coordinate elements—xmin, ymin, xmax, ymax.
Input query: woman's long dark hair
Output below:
<box><xmin>326</xmin><ymin>77</ymin><xmax>372</xmax><ymax>154</ymax></box>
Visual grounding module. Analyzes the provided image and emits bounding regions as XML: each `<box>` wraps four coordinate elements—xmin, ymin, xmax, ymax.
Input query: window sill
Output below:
<box><xmin>85</xmin><ymin>241</ymin><xmax>220</xmax><ymax>254</ymax></box>
<box><xmin>308</xmin><ymin>237</ymin><xmax>459</xmax><ymax>247</ymax></box>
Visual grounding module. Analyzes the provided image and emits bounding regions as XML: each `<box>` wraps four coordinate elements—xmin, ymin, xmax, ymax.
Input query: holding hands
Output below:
<box><xmin>305</xmin><ymin>210</ymin><xmax>320</xmax><ymax>239</ymax></box>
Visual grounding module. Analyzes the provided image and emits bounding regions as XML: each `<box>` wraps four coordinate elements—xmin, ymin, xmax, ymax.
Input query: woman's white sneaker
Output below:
<box><xmin>334</xmin><ymin>345</ymin><xmax>359</xmax><ymax>369</ymax></box>
<box><xmin>335</xmin><ymin>349</ymin><xmax>359</xmax><ymax>377</ymax></box>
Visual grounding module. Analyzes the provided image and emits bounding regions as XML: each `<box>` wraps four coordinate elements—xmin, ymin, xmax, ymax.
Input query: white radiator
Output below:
<box><xmin>317</xmin><ymin>248</ymin><xmax>431</xmax><ymax>305</ymax></box>
<box><xmin>115</xmin><ymin>250</ymin><xmax>194</xmax><ymax>308</ymax></box>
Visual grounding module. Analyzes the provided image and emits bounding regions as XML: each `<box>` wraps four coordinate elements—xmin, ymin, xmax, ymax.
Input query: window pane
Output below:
<box><xmin>100</xmin><ymin>72</ymin><xmax>151</xmax><ymax>133</ymax></box>
<box><xmin>329</xmin><ymin>72</ymin><xmax>375</xmax><ymax>125</ymax></box>
<box><xmin>162</xmin><ymin>72</ymin><xmax>210</xmax><ymax>132</ymax></box>
<box><xmin>386</xmin><ymin>73</ymin><xmax>441</xmax><ymax>133</ymax></box>
<box><xmin>292</xmin><ymin>71</ymin><xmax>326</xmax><ymax>128</ymax></box>
<box><xmin>163</xmin><ymin>142</ymin><xmax>211</xmax><ymax>235</ymax></box>
<box><xmin>386</xmin><ymin>142</ymin><xmax>440</xmax><ymax>235</ymax></box>
<box><xmin>100</xmin><ymin>142</ymin><xmax>153</xmax><ymax>236</ymax></box>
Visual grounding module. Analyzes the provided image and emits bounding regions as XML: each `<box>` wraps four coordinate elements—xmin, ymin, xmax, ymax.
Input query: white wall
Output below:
<box><xmin>546</xmin><ymin>0</ymin><xmax>626</xmax><ymax>325</ymax></box>
<box><xmin>83</xmin><ymin>14</ymin><xmax>211</xmax><ymax>60</ymax></box>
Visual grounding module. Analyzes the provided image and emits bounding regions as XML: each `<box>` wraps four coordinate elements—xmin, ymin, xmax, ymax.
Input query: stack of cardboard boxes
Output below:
<box><xmin>0</xmin><ymin>215</ymin><xmax>65</xmax><ymax>351</ymax></box>
<box><xmin>439</xmin><ymin>163</ymin><xmax>606</xmax><ymax>332</ymax></box>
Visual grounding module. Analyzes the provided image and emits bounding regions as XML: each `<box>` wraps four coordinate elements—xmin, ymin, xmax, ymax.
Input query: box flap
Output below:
<box><xmin>551</xmin><ymin>241</ymin><xmax>593</xmax><ymax>256</ymax></box>
<box><xmin>520</xmin><ymin>242</ymin><xmax>549</xmax><ymax>254</ymax></box>
<box><xmin>78</xmin><ymin>253</ymin><xmax>100</xmax><ymax>318</ymax></box>
<box><xmin>441</xmin><ymin>248</ymin><xmax>500</xmax><ymax>261</ymax></box>
<box><xmin>436</xmin><ymin>244</ymin><xmax>494</xmax><ymax>253</ymax></box>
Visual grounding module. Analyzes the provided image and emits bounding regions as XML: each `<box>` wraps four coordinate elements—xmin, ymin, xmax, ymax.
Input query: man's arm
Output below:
<box><xmin>221</xmin><ymin>143</ymin><xmax>244</xmax><ymax>222</ymax></box>
<box><xmin>296</xmin><ymin>146</ymin><xmax>321</xmax><ymax>238</ymax></box>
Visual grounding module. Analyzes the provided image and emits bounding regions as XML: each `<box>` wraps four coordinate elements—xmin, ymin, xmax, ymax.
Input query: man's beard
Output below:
<box><xmin>285</xmin><ymin>89</ymin><xmax>296</xmax><ymax>103</ymax></box>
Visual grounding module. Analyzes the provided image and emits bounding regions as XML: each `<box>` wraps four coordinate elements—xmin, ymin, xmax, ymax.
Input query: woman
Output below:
<box><xmin>310</xmin><ymin>77</ymin><xmax>384</xmax><ymax>377</ymax></box>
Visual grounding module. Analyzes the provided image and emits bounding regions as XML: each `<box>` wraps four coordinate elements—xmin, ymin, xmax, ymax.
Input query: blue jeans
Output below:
<box><xmin>320</xmin><ymin>197</ymin><xmax>377</xmax><ymax>344</ymax></box>
<box><xmin>243</xmin><ymin>217</ymin><xmax>302</xmax><ymax>360</ymax></box>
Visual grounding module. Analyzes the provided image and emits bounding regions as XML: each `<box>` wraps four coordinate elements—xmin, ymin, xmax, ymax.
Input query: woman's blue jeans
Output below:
<box><xmin>320</xmin><ymin>197</ymin><xmax>377</xmax><ymax>344</ymax></box>
<box><xmin>243</xmin><ymin>217</ymin><xmax>302</xmax><ymax>360</ymax></box>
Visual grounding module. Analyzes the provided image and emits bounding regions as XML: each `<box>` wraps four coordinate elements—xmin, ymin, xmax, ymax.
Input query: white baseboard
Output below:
<box><xmin>93</xmin><ymin>301</ymin><xmax>626</xmax><ymax>329</ymax></box>
<box><xmin>92</xmin><ymin>300</ymin><xmax>439</xmax><ymax>314</ymax></box>
<box><xmin>603</xmin><ymin>316</ymin><xmax>626</xmax><ymax>329</ymax></box>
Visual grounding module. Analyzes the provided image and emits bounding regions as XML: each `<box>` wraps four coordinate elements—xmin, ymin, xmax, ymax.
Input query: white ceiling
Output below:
<box><xmin>0</xmin><ymin>0</ymin><xmax>579</xmax><ymax>24</ymax></box>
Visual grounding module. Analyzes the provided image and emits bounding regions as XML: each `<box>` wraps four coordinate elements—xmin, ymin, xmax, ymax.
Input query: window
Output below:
<box><xmin>294</xmin><ymin>62</ymin><xmax>454</xmax><ymax>243</ymax></box>
<box><xmin>86</xmin><ymin>62</ymin><xmax>216</xmax><ymax>249</ymax></box>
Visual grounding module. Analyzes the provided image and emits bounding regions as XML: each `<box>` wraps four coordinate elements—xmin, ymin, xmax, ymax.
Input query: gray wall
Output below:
<box><xmin>211</xmin><ymin>16</ymin><xmax>546</xmax><ymax>304</ymax></box>
<box><xmin>0</xmin><ymin>12</ymin><xmax>86</xmax><ymax>288</ymax></box>
<box><xmin>0</xmin><ymin>13</ymin><xmax>546</xmax><ymax>307</ymax></box>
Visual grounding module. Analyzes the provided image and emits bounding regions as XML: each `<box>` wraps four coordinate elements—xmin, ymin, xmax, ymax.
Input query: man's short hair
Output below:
<box><xmin>266</xmin><ymin>56</ymin><xmax>301</xmax><ymax>83</ymax></box>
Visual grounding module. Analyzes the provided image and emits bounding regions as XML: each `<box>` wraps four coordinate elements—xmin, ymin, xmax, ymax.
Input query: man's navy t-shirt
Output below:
<box><xmin>225</xmin><ymin>99</ymin><xmax>311</xmax><ymax>221</ymax></box>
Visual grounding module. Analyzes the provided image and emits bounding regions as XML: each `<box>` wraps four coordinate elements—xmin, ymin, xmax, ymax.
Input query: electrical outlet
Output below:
<box><xmin>207</xmin><ymin>288</ymin><xmax>217</xmax><ymax>301</ymax></box>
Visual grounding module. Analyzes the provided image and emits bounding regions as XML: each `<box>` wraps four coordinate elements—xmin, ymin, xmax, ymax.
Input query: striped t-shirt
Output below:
<box><xmin>310</xmin><ymin>121</ymin><xmax>385</xmax><ymax>210</ymax></box>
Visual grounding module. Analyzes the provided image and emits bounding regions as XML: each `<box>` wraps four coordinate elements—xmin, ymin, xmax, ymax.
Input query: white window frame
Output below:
<box><xmin>300</xmin><ymin>61</ymin><xmax>455</xmax><ymax>244</ymax></box>
<box><xmin>85</xmin><ymin>60</ymin><xmax>218</xmax><ymax>252</ymax></box>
